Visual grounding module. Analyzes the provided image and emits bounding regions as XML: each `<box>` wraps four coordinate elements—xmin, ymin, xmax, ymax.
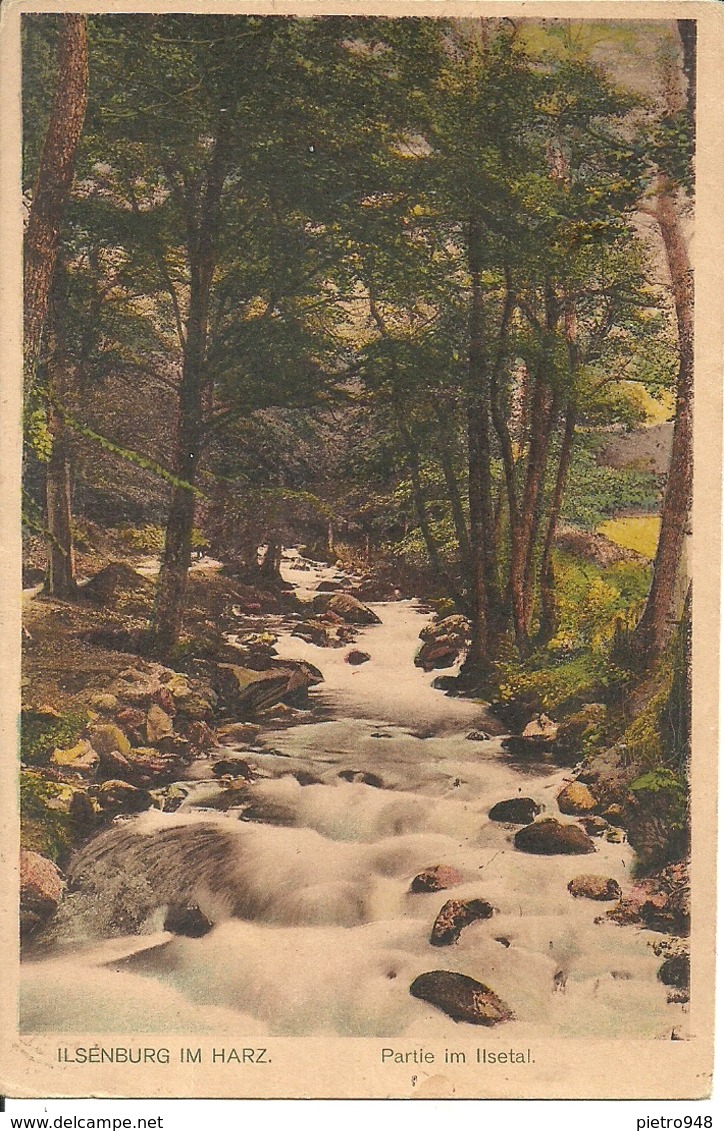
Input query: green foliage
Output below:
<box><xmin>563</xmin><ymin>446</ymin><xmax>660</xmax><ymax>529</ymax></box>
<box><xmin>497</xmin><ymin>651</ymin><xmax>605</xmax><ymax>714</ymax></box>
<box><xmin>119</xmin><ymin>523</ymin><xmax>165</xmax><ymax>554</ymax></box>
<box><xmin>20</xmin><ymin>771</ymin><xmax>74</xmax><ymax>863</ymax></box>
<box><xmin>21</xmin><ymin>709</ymin><xmax>88</xmax><ymax>766</ymax></box>
<box><xmin>546</xmin><ymin>552</ymin><xmax>649</xmax><ymax>656</ymax></box>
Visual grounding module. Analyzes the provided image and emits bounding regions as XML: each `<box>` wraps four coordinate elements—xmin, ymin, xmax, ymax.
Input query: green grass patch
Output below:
<box><xmin>598</xmin><ymin>515</ymin><xmax>661</xmax><ymax>559</ymax></box>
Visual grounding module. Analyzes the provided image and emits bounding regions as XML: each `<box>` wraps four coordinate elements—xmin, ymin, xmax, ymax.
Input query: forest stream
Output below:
<box><xmin>20</xmin><ymin>551</ymin><xmax>687</xmax><ymax>1040</ymax></box>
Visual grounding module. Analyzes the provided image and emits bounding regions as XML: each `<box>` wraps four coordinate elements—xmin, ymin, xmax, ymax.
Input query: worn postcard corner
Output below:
<box><xmin>1</xmin><ymin>0</ymin><xmax>721</xmax><ymax>1102</ymax></box>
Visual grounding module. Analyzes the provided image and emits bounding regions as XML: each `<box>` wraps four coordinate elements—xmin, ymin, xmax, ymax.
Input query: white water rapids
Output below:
<box><xmin>21</xmin><ymin>553</ymin><xmax>687</xmax><ymax>1039</ymax></box>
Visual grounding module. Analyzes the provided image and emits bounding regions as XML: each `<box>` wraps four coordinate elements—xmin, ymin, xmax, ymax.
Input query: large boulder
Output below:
<box><xmin>409</xmin><ymin>865</ymin><xmax>463</xmax><ymax>894</ymax></box>
<box><xmin>164</xmin><ymin>903</ymin><xmax>214</xmax><ymax>938</ymax></box>
<box><xmin>20</xmin><ymin>849</ymin><xmax>64</xmax><ymax>939</ymax></box>
<box><xmin>488</xmin><ymin>797</ymin><xmax>543</xmax><ymax>825</ymax></box>
<box><xmin>80</xmin><ymin>561</ymin><xmax>153</xmax><ymax>606</ymax></box>
<box><xmin>557</xmin><ymin>781</ymin><xmax>599</xmax><ymax>816</ymax></box>
<box><xmin>567</xmin><ymin>875</ymin><xmax>622</xmax><ymax>901</ymax></box>
<box><xmin>430</xmin><ymin>898</ymin><xmax>495</xmax><ymax>946</ymax></box>
<box><xmin>415</xmin><ymin>637</ymin><xmax>460</xmax><ymax>672</ymax></box>
<box><xmin>416</xmin><ymin>616</ymin><xmax>470</xmax><ymax>672</ymax></box>
<box><xmin>311</xmin><ymin>592</ymin><xmax>381</xmax><ymax>625</ymax></box>
<box><xmin>514</xmin><ymin>818</ymin><xmax>595</xmax><ymax>856</ymax></box>
<box><xmin>212</xmin><ymin>664</ymin><xmax>304</xmax><ymax>715</ymax></box>
<box><xmin>410</xmin><ymin>971</ymin><xmax>513</xmax><ymax>1026</ymax></box>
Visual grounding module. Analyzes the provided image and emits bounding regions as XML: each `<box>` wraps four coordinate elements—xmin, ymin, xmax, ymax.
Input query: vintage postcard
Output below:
<box><xmin>0</xmin><ymin>0</ymin><xmax>721</xmax><ymax>1101</ymax></box>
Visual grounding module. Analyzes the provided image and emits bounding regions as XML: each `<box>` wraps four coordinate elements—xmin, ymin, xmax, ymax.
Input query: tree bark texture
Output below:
<box><xmin>631</xmin><ymin>179</ymin><xmax>693</xmax><ymax>662</ymax></box>
<box><xmin>24</xmin><ymin>15</ymin><xmax>88</xmax><ymax>400</ymax></box>
<box><xmin>150</xmin><ymin>119</ymin><xmax>229</xmax><ymax>654</ymax></box>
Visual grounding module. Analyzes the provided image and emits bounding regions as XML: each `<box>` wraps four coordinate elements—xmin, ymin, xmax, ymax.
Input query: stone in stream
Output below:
<box><xmin>488</xmin><ymin>797</ymin><xmax>543</xmax><ymax>825</ymax></box>
<box><xmin>410</xmin><ymin>971</ymin><xmax>514</xmax><ymax>1026</ymax></box>
<box><xmin>466</xmin><ymin>730</ymin><xmax>491</xmax><ymax>742</ymax></box>
<box><xmin>514</xmin><ymin>817</ymin><xmax>595</xmax><ymax>856</ymax></box>
<box><xmin>88</xmin><ymin>723</ymin><xmax>132</xmax><ymax>760</ymax></box>
<box><xmin>415</xmin><ymin>637</ymin><xmax>460</xmax><ymax>672</ymax></box>
<box><xmin>20</xmin><ymin>848</ymin><xmax>64</xmax><ymax>940</ymax></box>
<box><xmin>212</xmin><ymin>661</ymin><xmax>322</xmax><ymax>716</ymax></box>
<box><xmin>567</xmin><ymin>875</ymin><xmax>622</xmax><ymax>901</ymax></box>
<box><xmin>657</xmin><ymin>954</ymin><xmax>689</xmax><ymax>991</ymax></box>
<box><xmin>430</xmin><ymin>898</ymin><xmax>495</xmax><ymax>946</ymax></box>
<box><xmin>338</xmin><ymin>769</ymin><xmax>384</xmax><ymax>788</ymax></box>
<box><xmin>556</xmin><ymin>780</ymin><xmax>599</xmax><ymax>816</ymax></box>
<box><xmin>212</xmin><ymin>758</ymin><xmax>254</xmax><ymax>780</ymax></box>
<box><xmin>580</xmin><ymin>815</ymin><xmax>609</xmax><ymax>838</ymax></box>
<box><xmin>409</xmin><ymin>865</ymin><xmax>463</xmax><ymax>894</ymax></box>
<box><xmin>311</xmin><ymin>592</ymin><xmax>382</xmax><ymax>625</ymax></box>
<box><xmin>345</xmin><ymin>649</ymin><xmax>371</xmax><ymax>665</ymax></box>
<box><xmin>164</xmin><ymin>903</ymin><xmax>214</xmax><ymax>938</ymax></box>
<box><xmin>96</xmin><ymin>779</ymin><xmax>155</xmax><ymax>815</ymax></box>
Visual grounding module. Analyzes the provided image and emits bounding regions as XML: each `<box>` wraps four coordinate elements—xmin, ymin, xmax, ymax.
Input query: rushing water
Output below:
<box><xmin>20</xmin><ymin>552</ymin><xmax>686</xmax><ymax>1039</ymax></box>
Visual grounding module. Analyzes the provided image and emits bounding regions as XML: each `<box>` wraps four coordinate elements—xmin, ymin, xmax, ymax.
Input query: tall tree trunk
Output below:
<box><xmin>508</xmin><ymin>371</ymin><xmax>552</xmax><ymax>655</ymax></box>
<box><xmin>631</xmin><ymin>27</ymin><xmax>695</xmax><ymax>666</ymax></box>
<box><xmin>149</xmin><ymin>120</ymin><xmax>228</xmax><ymax>654</ymax></box>
<box><xmin>538</xmin><ymin>402</ymin><xmax>576</xmax><ymax>643</ymax></box>
<box><xmin>465</xmin><ymin>216</ymin><xmax>500</xmax><ymax>670</ymax></box>
<box><xmin>433</xmin><ymin>401</ymin><xmax>471</xmax><ymax>569</ymax></box>
<box><xmin>24</xmin><ymin>15</ymin><xmax>88</xmax><ymax>400</ymax></box>
<box><xmin>396</xmin><ymin>406</ymin><xmax>467</xmax><ymax>615</ymax></box>
<box><xmin>44</xmin><ymin>269</ymin><xmax>76</xmax><ymax>598</ymax></box>
<box><xmin>631</xmin><ymin>179</ymin><xmax>693</xmax><ymax>663</ymax></box>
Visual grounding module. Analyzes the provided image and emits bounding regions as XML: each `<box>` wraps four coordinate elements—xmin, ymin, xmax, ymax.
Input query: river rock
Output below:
<box><xmin>20</xmin><ymin>848</ymin><xmax>64</xmax><ymax>939</ymax></box>
<box><xmin>88</xmin><ymin>723</ymin><xmax>132</xmax><ymax>760</ymax></box>
<box><xmin>294</xmin><ymin>770</ymin><xmax>324</xmax><ymax>786</ymax></box>
<box><xmin>87</xmin><ymin>692</ymin><xmax>120</xmax><ymax>713</ymax></box>
<box><xmin>466</xmin><ymin>730</ymin><xmax>491</xmax><ymax>742</ymax></box>
<box><xmin>50</xmin><ymin>739</ymin><xmax>99</xmax><ymax>775</ymax></box>
<box><xmin>557</xmin><ymin>781</ymin><xmax>599</xmax><ymax>815</ymax></box>
<box><xmin>523</xmin><ymin>714</ymin><xmax>558</xmax><ymax>740</ymax></box>
<box><xmin>346</xmin><ymin>650</ymin><xmax>371</xmax><ymax>665</ymax></box>
<box><xmin>212</xmin><ymin>758</ymin><xmax>253</xmax><ymax>780</ymax></box>
<box><xmin>415</xmin><ymin>637</ymin><xmax>460</xmax><ymax>672</ymax></box>
<box><xmin>338</xmin><ymin>769</ymin><xmax>384</xmax><ymax>788</ymax></box>
<box><xmin>580</xmin><ymin>816</ymin><xmax>609</xmax><ymax>837</ymax></box>
<box><xmin>213</xmin><ymin>662</ymin><xmax>321</xmax><ymax>716</ymax></box>
<box><xmin>488</xmin><ymin>797</ymin><xmax>543</xmax><ymax>824</ymax></box>
<box><xmin>657</xmin><ymin>953</ymin><xmax>689</xmax><ymax>990</ymax></box>
<box><xmin>216</xmin><ymin>722</ymin><xmax>260</xmax><ymax>747</ymax></box>
<box><xmin>165</xmin><ymin>674</ymin><xmax>217</xmax><ymax>720</ymax></box>
<box><xmin>567</xmin><ymin>875</ymin><xmax>622</xmax><ymax>901</ymax></box>
<box><xmin>409</xmin><ymin>971</ymin><xmax>513</xmax><ymax>1025</ymax></box>
<box><xmin>292</xmin><ymin>620</ymin><xmax>337</xmax><ymax>648</ymax></box>
<box><xmin>514</xmin><ymin>818</ymin><xmax>595</xmax><ymax>856</ymax></box>
<box><xmin>430</xmin><ymin>898</ymin><xmax>495</xmax><ymax>946</ymax></box>
<box><xmin>124</xmin><ymin>747</ymin><xmax>183</xmax><ymax>787</ymax></box>
<box><xmin>114</xmin><ymin>707</ymin><xmax>147</xmax><ymax>745</ymax></box>
<box><xmin>146</xmin><ymin>704</ymin><xmax>174</xmax><ymax>743</ymax></box>
<box><xmin>164</xmin><ymin>903</ymin><xmax>214</xmax><ymax>938</ymax></box>
<box><xmin>80</xmin><ymin>561</ymin><xmax>153</xmax><ymax>606</ymax></box>
<box><xmin>409</xmin><ymin>865</ymin><xmax>463</xmax><ymax>894</ymax></box>
<box><xmin>311</xmin><ymin>592</ymin><xmax>381</xmax><ymax>625</ymax></box>
<box><xmin>96</xmin><ymin>780</ymin><xmax>155</xmax><ymax>814</ymax></box>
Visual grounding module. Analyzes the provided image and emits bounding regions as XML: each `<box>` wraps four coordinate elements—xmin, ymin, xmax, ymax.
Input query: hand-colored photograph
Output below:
<box><xmin>4</xmin><ymin>2</ymin><xmax>718</xmax><ymax>1101</ymax></box>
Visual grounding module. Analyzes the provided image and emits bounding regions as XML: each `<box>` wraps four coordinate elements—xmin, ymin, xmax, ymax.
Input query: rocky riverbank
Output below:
<box><xmin>20</xmin><ymin>548</ymin><xmax>690</xmax><ymax>1036</ymax></box>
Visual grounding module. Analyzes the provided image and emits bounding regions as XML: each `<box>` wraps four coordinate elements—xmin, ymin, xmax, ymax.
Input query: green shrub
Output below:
<box><xmin>20</xmin><ymin>771</ymin><xmax>74</xmax><ymax>863</ymax></box>
<box><xmin>21</xmin><ymin>708</ymin><xmax>88</xmax><ymax>766</ymax></box>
